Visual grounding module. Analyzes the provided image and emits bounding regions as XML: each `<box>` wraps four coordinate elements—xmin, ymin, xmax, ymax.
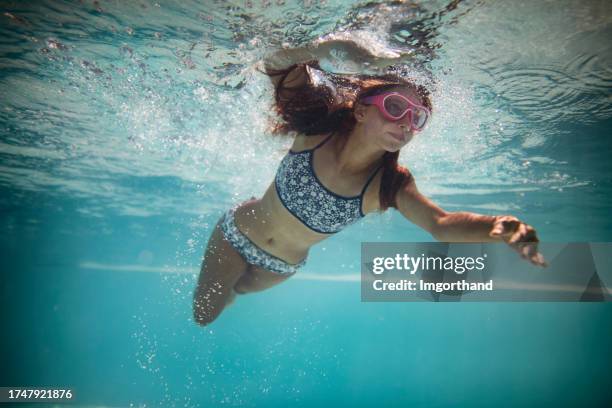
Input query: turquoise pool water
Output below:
<box><xmin>1</xmin><ymin>0</ymin><xmax>611</xmax><ymax>406</ymax></box>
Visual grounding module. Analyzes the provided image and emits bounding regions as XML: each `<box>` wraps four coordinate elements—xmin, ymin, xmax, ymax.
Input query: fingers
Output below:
<box><xmin>495</xmin><ymin>217</ymin><xmax>548</xmax><ymax>268</ymax></box>
<box><xmin>314</xmin><ymin>32</ymin><xmax>402</xmax><ymax>60</ymax></box>
<box><xmin>514</xmin><ymin>242</ymin><xmax>548</xmax><ymax>267</ymax></box>
<box><xmin>490</xmin><ymin>215</ymin><xmax>520</xmax><ymax>238</ymax></box>
<box><xmin>532</xmin><ymin>252</ymin><xmax>548</xmax><ymax>267</ymax></box>
<box><xmin>509</xmin><ymin>221</ymin><xmax>538</xmax><ymax>244</ymax></box>
<box><xmin>509</xmin><ymin>223</ymin><xmax>527</xmax><ymax>244</ymax></box>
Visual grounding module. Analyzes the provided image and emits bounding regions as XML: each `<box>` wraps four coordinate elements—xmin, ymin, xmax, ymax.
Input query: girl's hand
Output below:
<box><xmin>312</xmin><ymin>32</ymin><xmax>400</xmax><ymax>58</ymax></box>
<box><xmin>310</xmin><ymin>30</ymin><xmax>411</xmax><ymax>70</ymax></box>
<box><xmin>489</xmin><ymin>216</ymin><xmax>548</xmax><ymax>267</ymax></box>
<box><xmin>261</xmin><ymin>30</ymin><xmax>410</xmax><ymax>75</ymax></box>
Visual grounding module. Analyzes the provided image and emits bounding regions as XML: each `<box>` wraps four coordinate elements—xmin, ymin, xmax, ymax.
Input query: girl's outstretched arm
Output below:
<box><xmin>260</xmin><ymin>32</ymin><xmax>407</xmax><ymax>74</ymax></box>
<box><xmin>395</xmin><ymin>177</ymin><xmax>547</xmax><ymax>267</ymax></box>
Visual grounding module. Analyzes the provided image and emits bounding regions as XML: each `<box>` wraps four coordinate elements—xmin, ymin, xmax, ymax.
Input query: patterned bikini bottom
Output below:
<box><xmin>219</xmin><ymin>201</ymin><xmax>307</xmax><ymax>276</ymax></box>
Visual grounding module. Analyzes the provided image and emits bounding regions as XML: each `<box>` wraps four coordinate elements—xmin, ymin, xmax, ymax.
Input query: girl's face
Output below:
<box><xmin>356</xmin><ymin>86</ymin><xmax>427</xmax><ymax>152</ymax></box>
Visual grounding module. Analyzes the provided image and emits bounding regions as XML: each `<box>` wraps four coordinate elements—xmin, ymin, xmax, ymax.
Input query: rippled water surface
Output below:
<box><xmin>1</xmin><ymin>0</ymin><xmax>611</xmax><ymax>407</ymax></box>
<box><xmin>1</xmin><ymin>0</ymin><xmax>610</xmax><ymax>224</ymax></box>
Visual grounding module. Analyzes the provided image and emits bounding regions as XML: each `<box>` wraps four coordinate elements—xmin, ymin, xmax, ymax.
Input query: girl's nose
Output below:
<box><xmin>398</xmin><ymin>111</ymin><xmax>412</xmax><ymax>127</ymax></box>
<box><xmin>398</xmin><ymin>123</ymin><xmax>413</xmax><ymax>137</ymax></box>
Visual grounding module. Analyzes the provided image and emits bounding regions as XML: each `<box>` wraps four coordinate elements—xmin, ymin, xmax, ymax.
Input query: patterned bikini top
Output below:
<box><xmin>274</xmin><ymin>132</ymin><xmax>384</xmax><ymax>234</ymax></box>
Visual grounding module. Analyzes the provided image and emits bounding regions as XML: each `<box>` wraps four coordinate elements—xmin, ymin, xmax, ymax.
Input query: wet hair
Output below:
<box><xmin>261</xmin><ymin>59</ymin><xmax>432</xmax><ymax>212</ymax></box>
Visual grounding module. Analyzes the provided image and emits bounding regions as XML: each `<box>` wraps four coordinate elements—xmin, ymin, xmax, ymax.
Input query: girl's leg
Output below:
<box><xmin>193</xmin><ymin>218</ymin><xmax>249</xmax><ymax>326</ymax></box>
<box><xmin>233</xmin><ymin>264</ymin><xmax>294</xmax><ymax>294</ymax></box>
<box><xmin>224</xmin><ymin>266</ymin><xmax>293</xmax><ymax>310</ymax></box>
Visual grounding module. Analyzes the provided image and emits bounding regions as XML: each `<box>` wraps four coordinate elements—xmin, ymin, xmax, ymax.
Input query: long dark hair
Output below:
<box><xmin>261</xmin><ymin>60</ymin><xmax>432</xmax><ymax>212</ymax></box>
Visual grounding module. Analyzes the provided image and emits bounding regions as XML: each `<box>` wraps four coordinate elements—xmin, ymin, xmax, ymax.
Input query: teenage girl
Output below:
<box><xmin>193</xmin><ymin>39</ymin><xmax>546</xmax><ymax>326</ymax></box>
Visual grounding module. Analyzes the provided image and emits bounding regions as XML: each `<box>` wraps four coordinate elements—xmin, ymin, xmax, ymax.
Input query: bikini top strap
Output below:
<box><xmin>311</xmin><ymin>131</ymin><xmax>336</xmax><ymax>151</ymax></box>
<box><xmin>359</xmin><ymin>160</ymin><xmax>385</xmax><ymax>197</ymax></box>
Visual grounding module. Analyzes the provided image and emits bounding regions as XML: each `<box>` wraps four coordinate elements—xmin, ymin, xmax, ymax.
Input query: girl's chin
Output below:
<box><xmin>383</xmin><ymin>143</ymin><xmax>403</xmax><ymax>153</ymax></box>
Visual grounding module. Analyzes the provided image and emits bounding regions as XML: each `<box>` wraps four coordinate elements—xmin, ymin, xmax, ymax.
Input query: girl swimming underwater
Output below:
<box><xmin>193</xmin><ymin>38</ymin><xmax>547</xmax><ymax>326</ymax></box>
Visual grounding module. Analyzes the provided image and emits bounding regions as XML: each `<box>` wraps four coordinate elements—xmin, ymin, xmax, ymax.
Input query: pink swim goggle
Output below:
<box><xmin>360</xmin><ymin>92</ymin><xmax>431</xmax><ymax>132</ymax></box>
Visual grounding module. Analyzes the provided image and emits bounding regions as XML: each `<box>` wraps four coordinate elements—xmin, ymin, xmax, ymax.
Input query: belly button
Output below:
<box><xmin>267</xmin><ymin>238</ymin><xmax>274</xmax><ymax>244</ymax></box>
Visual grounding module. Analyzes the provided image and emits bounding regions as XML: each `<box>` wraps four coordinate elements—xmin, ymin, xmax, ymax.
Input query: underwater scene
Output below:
<box><xmin>1</xmin><ymin>0</ymin><xmax>611</xmax><ymax>406</ymax></box>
